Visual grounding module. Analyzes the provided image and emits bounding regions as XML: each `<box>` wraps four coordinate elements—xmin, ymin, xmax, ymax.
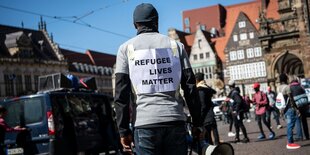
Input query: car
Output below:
<box><xmin>212</xmin><ymin>97</ymin><xmax>226</xmax><ymax>121</ymax></box>
<box><xmin>0</xmin><ymin>73</ymin><xmax>122</xmax><ymax>155</ymax></box>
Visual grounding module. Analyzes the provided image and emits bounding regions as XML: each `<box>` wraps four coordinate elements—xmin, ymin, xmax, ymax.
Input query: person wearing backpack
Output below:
<box><xmin>226</xmin><ymin>80</ymin><xmax>249</xmax><ymax>143</ymax></box>
<box><xmin>289</xmin><ymin>75</ymin><xmax>309</xmax><ymax>141</ymax></box>
<box><xmin>277</xmin><ymin>73</ymin><xmax>301</xmax><ymax>149</ymax></box>
<box><xmin>252</xmin><ymin>82</ymin><xmax>275</xmax><ymax>140</ymax></box>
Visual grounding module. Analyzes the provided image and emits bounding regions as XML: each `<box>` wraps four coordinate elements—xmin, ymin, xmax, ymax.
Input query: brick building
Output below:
<box><xmin>176</xmin><ymin>0</ymin><xmax>310</xmax><ymax>94</ymax></box>
<box><xmin>0</xmin><ymin>21</ymin><xmax>116</xmax><ymax>99</ymax></box>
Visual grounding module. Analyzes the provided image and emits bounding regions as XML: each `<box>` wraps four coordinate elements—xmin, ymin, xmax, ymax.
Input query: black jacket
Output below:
<box><xmin>228</xmin><ymin>88</ymin><xmax>244</xmax><ymax>113</ymax></box>
<box><xmin>196</xmin><ymin>82</ymin><xmax>217</xmax><ymax>125</ymax></box>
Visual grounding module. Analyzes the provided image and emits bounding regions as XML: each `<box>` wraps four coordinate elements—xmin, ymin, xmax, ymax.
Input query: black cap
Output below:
<box><xmin>195</xmin><ymin>72</ymin><xmax>204</xmax><ymax>81</ymax></box>
<box><xmin>133</xmin><ymin>3</ymin><xmax>158</xmax><ymax>23</ymax></box>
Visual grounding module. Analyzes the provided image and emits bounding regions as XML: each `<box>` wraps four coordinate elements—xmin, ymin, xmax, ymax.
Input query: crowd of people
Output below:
<box><xmin>216</xmin><ymin>73</ymin><xmax>309</xmax><ymax>150</ymax></box>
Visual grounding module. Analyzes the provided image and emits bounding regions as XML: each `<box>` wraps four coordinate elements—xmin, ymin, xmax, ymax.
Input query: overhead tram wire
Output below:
<box><xmin>0</xmin><ymin>4</ymin><xmax>131</xmax><ymax>39</ymax></box>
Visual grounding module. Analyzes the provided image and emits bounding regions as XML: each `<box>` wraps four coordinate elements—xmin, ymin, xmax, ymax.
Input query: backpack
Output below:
<box><xmin>242</xmin><ymin>96</ymin><xmax>251</xmax><ymax>112</ymax></box>
<box><xmin>290</xmin><ymin>83</ymin><xmax>309</xmax><ymax>108</ymax></box>
<box><xmin>275</xmin><ymin>86</ymin><xmax>289</xmax><ymax>110</ymax></box>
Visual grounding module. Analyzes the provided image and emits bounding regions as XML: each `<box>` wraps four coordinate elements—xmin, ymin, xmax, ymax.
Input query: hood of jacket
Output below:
<box><xmin>196</xmin><ymin>80</ymin><xmax>209</xmax><ymax>88</ymax></box>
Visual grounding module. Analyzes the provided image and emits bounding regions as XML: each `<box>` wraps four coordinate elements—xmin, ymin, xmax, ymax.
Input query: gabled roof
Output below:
<box><xmin>168</xmin><ymin>28</ymin><xmax>192</xmax><ymax>55</ymax></box>
<box><xmin>182</xmin><ymin>4</ymin><xmax>226</xmax><ymax>32</ymax></box>
<box><xmin>211</xmin><ymin>37</ymin><xmax>226</xmax><ymax>61</ymax></box>
<box><xmin>0</xmin><ymin>24</ymin><xmax>61</xmax><ymax>61</ymax></box>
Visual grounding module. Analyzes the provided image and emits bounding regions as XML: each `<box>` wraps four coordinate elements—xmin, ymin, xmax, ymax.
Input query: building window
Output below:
<box><xmin>4</xmin><ymin>74</ymin><xmax>14</xmax><ymax>97</ymax></box>
<box><xmin>199</xmin><ymin>53</ymin><xmax>204</xmax><ymax>59</ymax></box>
<box><xmin>200</xmin><ymin>25</ymin><xmax>206</xmax><ymax>30</ymax></box>
<box><xmin>229</xmin><ymin>61</ymin><xmax>266</xmax><ymax>80</ymax></box>
<box><xmin>249</xmin><ymin>32</ymin><xmax>254</xmax><ymax>39</ymax></box>
<box><xmin>198</xmin><ymin>39</ymin><xmax>202</xmax><ymax>49</ymax></box>
<box><xmin>237</xmin><ymin>50</ymin><xmax>245</xmax><ymax>59</ymax></box>
<box><xmin>34</xmin><ymin>75</ymin><xmax>39</xmax><ymax>91</ymax></box>
<box><xmin>205</xmin><ymin>52</ymin><xmax>210</xmax><ymax>58</ymax></box>
<box><xmin>238</xmin><ymin>21</ymin><xmax>246</xmax><ymax>28</ymax></box>
<box><xmin>185</xmin><ymin>27</ymin><xmax>190</xmax><ymax>33</ymax></box>
<box><xmin>16</xmin><ymin>75</ymin><xmax>23</xmax><ymax>96</ymax></box>
<box><xmin>193</xmin><ymin>54</ymin><xmax>197</xmax><ymax>60</ymax></box>
<box><xmin>246</xmin><ymin>48</ymin><xmax>254</xmax><ymax>58</ymax></box>
<box><xmin>184</xmin><ymin>17</ymin><xmax>190</xmax><ymax>27</ymax></box>
<box><xmin>25</xmin><ymin>75</ymin><xmax>32</xmax><ymax>92</ymax></box>
<box><xmin>240</xmin><ymin>33</ymin><xmax>247</xmax><ymax>40</ymax></box>
<box><xmin>233</xmin><ymin>35</ymin><xmax>238</xmax><ymax>42</ymax></box>
<box><xmin>229</xmin><ymin>51</ymin><xmax>237</xmax><ymax>61</ymax></box>
<box><xmin>254</xmin><ymin>47</ymin><xmax>262</xmax><ymax>57</ymax></box>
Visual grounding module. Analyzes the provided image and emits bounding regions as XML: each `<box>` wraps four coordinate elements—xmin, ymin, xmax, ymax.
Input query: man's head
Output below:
<box><xmin>253</xmin><ymin>82</ymin><xmax>260</xmax><ymax>92</ymax></box>
<box><xmin>227</xmin><ymin>80</ymin><xmax>235</xmax><ymax>88</ymax></box>
<box><xmin>133</xmin><ymin>3</ymin><xmax>158</xmax><ymax>28</ymax></box>
<box><xmin>267</xmin><ymin>86</ymin><xmax>271</xmax><ymax>92</ymax></box>
<box><xmin>195</xmin><ymin>72</ymin><xmax>204</xmax><ymax>83</ymax></box>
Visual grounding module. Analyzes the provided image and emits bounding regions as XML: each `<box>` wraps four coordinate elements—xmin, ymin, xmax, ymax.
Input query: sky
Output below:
<box><xmin>0</xmin><ymin>0</ymin><xmax>252</xmax><ymax>55</ymax></box>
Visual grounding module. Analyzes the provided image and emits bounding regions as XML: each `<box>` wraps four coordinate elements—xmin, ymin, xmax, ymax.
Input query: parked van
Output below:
<box><xmin>1</xmin><ymin>73</ymin><xmax>121</xmax><ymax>155</ymax></box>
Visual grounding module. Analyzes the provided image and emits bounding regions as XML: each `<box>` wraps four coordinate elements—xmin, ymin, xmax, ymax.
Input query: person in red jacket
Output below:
<box><xmin>252</xmin><ymin>82</ymin><xmax>275</xmax><ymax>140</ymax></box>
<box><xmin>0</xmin><ymin>106</ymin><xmax>26</xmax><ymax>155</ymax></box>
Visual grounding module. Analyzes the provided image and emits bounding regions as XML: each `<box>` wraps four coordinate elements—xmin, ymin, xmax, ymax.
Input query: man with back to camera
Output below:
<box><xmin>114</xmin><ymin>3</ymin><xmax>202</xmax><ymax>155</ymax></box>
<box><xmin>226</xmin><ymin>80</ymin><xmax>249</xmax><ymax>143</ymax></box>
<box><xmin>278</xmin><ymin>73</ymin><xmax>301</xmax><ymax>149</ymax></box>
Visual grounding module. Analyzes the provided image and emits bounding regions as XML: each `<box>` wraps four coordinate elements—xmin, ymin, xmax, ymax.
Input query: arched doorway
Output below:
<box><xmin>274</xmin><ymin>52</ymin><xmax>304</xmax><ymax>78</ymax></box>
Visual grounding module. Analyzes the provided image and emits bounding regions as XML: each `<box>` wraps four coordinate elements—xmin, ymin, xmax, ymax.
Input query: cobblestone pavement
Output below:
<box><xmin>214</xmin><ymin>114</ymin><xmax>310</xmax><ymax>155</ymax></box>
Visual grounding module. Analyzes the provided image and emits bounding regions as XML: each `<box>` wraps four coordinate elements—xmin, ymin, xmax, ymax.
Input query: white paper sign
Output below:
<box><xmin>128</xmin><ymin>48</ymin><xmax>181</xmax><ymax>94</ymax></box>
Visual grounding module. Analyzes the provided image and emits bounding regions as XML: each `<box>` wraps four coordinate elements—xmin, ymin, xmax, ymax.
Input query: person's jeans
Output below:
<box><xmin>266</xmin><ymin>107</ymin><xmax>281</xmax><ymax>125</ymax></box>
<box><xmin>134</xmin><ymin>125</ymin><xmax>188</xmax><ymax>155</ymax></box>
<box><xmin>285</xmin><ymin>108</ymin><xmax>299</xmax><ymax>143</ymax></box>
<box><xmin>257</xmin><ymin>113</ymin><xmax>273</xmax><ymax>136</ymax></box>
<box><xmin>295</xmin><ymin>116</ymin><xmax>303</xmax><ymax>140</ymax></box>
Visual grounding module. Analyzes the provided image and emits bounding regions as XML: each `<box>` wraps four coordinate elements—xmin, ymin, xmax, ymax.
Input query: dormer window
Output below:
<box><xmin>238</xmin><ymin>21</ymin><xmax>246</xmax><ymax>28</ymax></box>
<box><xmin>184</xmin><ymin>17</ymin><xmax>190</xmax><ymax>27</ymax></box>
<box><xmin>200</xmin><ymin>25</ymin><xmax>206</xmax><ymax>30</ymax></box>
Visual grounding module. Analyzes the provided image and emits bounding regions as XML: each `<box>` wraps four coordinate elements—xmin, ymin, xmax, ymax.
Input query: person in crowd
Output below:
<box><xmin>289</xmin><ymin>75</ymin><xmax>309</xmax><ymax>141</ymax></box>
<box><xmin>278</xmin><ymin>73</ymin><xmax>301</xmax><ymax>149</ymax></box>
<box><xmin>243</xmin><ymin>94</ymin><xmax>253</xmax><ymax>123</ymax></box>
<box><xmin>252</xmin><ymin>82</ymin><xmax>275</xmax><ymax>140</ymax></box>
<box><xmin>0</xmin><ymin>105</ymin><xmax>26</xmax><ymax>155</ymax></box>
<box><xmin>195</xmin><ymin>72</ymin><xmax>220</xmax><ymax>145</ymax></box>
<box><xmin>266</xmin><ymin>86</ymin><xmax>282</xmax><ymax>129</ymax></box>
<box><xmin>226</xmin><ymin>80</ymin><xmax>249</xmax><ymax>143</ymax></box>
<box><xmin>219</xmin><ymin>98</ymin><xmax>235</xmax><ymax>137</ymax></box>
<box><xmin>113</xmin><ymin>3</ymin><xmax>202</xmax><ymax>155</ymax></box>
